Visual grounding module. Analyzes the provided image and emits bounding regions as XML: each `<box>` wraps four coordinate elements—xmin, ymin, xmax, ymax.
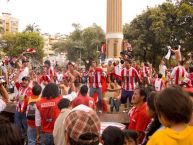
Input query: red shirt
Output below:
<box><xmin>188</xmin><ymin>72</ymin><xmax>193</xmax><ymax>86</ymax></box>
<box><xmin>101</xmin><ymin>44</ymin><xmax>106</xmax><ymax>54</ymax></box>
<box><xmin>128</xmin><ymin>103</ymin><xmax>151</xmax><ymax>131</ymax></box>
<box><xmin>48</xmin><ymin>66</ymin><xmax>56</xmax><ymax>81</ymax></box>
<box><xmin>72</xmin><ymin>95</ymin><xmax>96</xmax><ymax>110</ymax></box>
<box><xmin>40</xmin><ymin>75</ymin><xmax>51</xmax><ymax>84</ymax></box>
<box><xmin>36</xmin><ymin>96</ymin><xmax>62</xmax><ymax>133</ymax></box>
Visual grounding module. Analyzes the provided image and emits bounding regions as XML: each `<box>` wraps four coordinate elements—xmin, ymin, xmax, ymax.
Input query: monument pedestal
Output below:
<box><xmin>106</xmin><ymin>36</ymin><xmax>123</xmax><ymax>58</ymax></box>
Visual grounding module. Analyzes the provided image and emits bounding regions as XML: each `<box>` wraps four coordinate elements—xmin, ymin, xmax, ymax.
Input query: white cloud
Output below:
<box><xmin>0</xmin><ymin>0</ymin><xmax>166</xmax><ymax>34</ymax></box>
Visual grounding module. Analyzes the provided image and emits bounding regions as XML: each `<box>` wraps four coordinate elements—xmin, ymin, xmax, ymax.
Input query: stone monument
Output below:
<box><xmin>106</xmin><ymin>0</ymin><xmax>123</xmax><ymax>58</ymax></box>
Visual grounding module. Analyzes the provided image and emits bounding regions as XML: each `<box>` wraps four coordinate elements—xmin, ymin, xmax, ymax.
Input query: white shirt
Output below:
<box><xmin>159</xmin><ymin>65</ymin><xmax>167</xmax><ymax>77</ymax></box>
<box><xmin>115</xmin><ymin>64</ymin><xmax>122</xmax><ymax>76</ymax></box>
<box><xmin>53</xmin><ymin>108</ymin><xmax>71</xmax><ymax>145</ymax></box>
<box><xmin>18</xmin><ymin>67</ymin><xmax>29</xmax><ymax>83</ymax></box>
<box><xmin>0</xmin><ymin>99</ymin><xmax>6</xmax><ymax>112</ymax></box>
<box><xmin>35</xmin><ymin>106</ymin><xmax>41</xmax><ymax>127</ymax></box>
<box><xmin>63</xmin><ymin>91</ymin><xmax>78</xmax><ymax>102</ymax></box>
<box><xmin>57</xmin><ymin>73</ymin><xmax>63</xmax><ymax>81</ymax></box>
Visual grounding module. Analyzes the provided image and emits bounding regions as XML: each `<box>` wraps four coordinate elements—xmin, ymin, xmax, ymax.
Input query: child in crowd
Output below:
<box><xmin>154</xmin><ymin>74</ymin><xmax>164</xmax><ymax>92</ymax></box>
<box><xmin>183</xmin><ymin>87</ymin><xmax>193</xmax><ymax>126</ymax></box>
<box><xmin>147</xmin><ymin>87</ymin><xmax>193</xmax><ymax>145</ymax></box>
<box><xmin>22</xmin><ymin>84</ymin><xmax>42</xmax><ymax>145</ymax></box>
<box><xmin>106</xmin><ymin>77</ymin><xmax>121</xmax><ymax>112</ymax></box>
<box><xmin>123</xmin><ymin>129</ymin><xmax>138</xmax><ymax>145</ymax></box>
<box><xmin>101</xmin><ymin>126</ymin><xmax>124</xmax><ymax>145</ymax></box>
<box><xmin>165</xmin><ymin>70</ymin><xmax>172</xmax><ymax>87</ymax></box>
<box><xmin>142</xmin><ymin>91</ymin><xmax>162</xmax><ymax>145</ymax></box>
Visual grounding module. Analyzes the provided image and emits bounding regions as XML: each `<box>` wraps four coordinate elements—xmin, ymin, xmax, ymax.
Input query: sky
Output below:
<box><xmin>0</xmin><ymin>0</ymin><xmax>166</xmax><ymax>35</ymax></box>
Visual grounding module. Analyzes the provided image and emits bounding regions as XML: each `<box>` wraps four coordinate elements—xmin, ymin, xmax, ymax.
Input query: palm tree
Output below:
<box><xmin>23</xmin><ymin>23</ymin><xmax>41</xmax><ymax>33</ymax></box>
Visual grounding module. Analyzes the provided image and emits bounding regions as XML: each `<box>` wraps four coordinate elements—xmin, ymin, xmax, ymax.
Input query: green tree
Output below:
<box><xmin>123</xmin><ymin>1</ymin><xmax>193</xmax><ymax>68</ymax></box>
<box><xmin>1</xmin><ymin>32</ymin><xmax>44</xmax><ymax>62</ymax></box>
<box><xmin>175</xmin><ymin>1</ymin><xmax>193</xmax><ymax>53</ymax></box>
<box><xmin>53</xmin><ymin>23</ymin><xmax>105</xmax><ymax>69</ymax></box>
<box><xmin>23</xmin><ymin>23</ymin><xmax>41</xmax><ymax>33</ymax></box>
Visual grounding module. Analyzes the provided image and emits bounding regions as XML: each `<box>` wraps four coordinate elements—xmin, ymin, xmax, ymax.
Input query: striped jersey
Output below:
<box><xmin>89</xmin><ymin>67</ymin><xmax>103</xmax><ymax>88</ymax></box>
<box><xmin>154</xmin><ymin>78</ymin><xmax>164</xmax><ymax>92</ymax></box>
<box><xmin>121</xmin><ymin>67</ymin><xmax>140</xmax><ymax>91</ymax></box>
<box><xmin>171</xmin><ymin>65</ymin><xmax>187</xmax><ymax>85</ymax></box>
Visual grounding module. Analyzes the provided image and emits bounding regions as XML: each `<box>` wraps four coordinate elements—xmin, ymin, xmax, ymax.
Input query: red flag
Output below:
<box><xmin>101</xmin><ymin>44</ymin><xmax>106</xmax><ymax>54</ymax></box>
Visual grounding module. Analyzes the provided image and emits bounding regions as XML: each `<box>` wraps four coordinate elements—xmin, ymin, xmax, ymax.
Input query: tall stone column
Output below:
<box><xmin>106</xmin><ymin>0</ymin><xmax>123</xmax><ymax>58</ymax></box>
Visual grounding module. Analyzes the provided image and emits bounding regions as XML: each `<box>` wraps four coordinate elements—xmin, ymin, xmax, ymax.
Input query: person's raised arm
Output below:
<box><xmin>0</xmin><ymin>81</ymin><xmax>9</xmax><ymax>103</ymax></box>
<box><xmin>170</xmin><ymin>48</ymin><xmax>177</xmax><ymax>53</ymax></box>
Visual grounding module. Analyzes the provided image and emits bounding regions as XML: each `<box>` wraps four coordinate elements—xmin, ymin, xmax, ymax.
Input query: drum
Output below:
<box><xmin>100</xmin><ymin>122</ymin><xmax>126</xmax><ymax>134</ymax></box>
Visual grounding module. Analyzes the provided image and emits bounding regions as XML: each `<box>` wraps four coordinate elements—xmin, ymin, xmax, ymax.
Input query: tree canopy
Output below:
<box><xmin>53</xmin><ymin>23</ymin><xmax>105</xmax><ymax>69</ymax></box>
<box><xmin>123</xmin><ymin>1</ymin><xmax>193</xmax><ymax>67</ymax></box>
<box><xmin>23</xmin><ymin>23</ymin><xmax>41</xmax><ymax>33</ymax></box>
<box><xmin>1</xmin><ymin>32</ymin><xmax>44</xmax><ymax>62</ymax></box>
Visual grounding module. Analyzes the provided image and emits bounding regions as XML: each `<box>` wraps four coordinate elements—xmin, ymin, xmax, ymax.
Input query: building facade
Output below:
<box><xmin>41</xmin><ymin>33</ymin><xmax>67</xmax><ymax>65</ymax></box>
<box><xmin>0</xmin><ymin>13</ymin><xmax>19</xmax><ymax>34</ymax></box>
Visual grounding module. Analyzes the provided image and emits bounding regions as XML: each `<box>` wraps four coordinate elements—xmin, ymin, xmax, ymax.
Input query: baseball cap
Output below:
<box><xmin>64</xmin><ymin>105</ymin><xmax>100</xmax><ymax>144</ymax></box>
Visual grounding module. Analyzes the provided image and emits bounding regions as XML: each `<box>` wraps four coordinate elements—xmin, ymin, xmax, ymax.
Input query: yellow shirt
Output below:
<box><xmin>147</xmin><ymin>126</ymin><xmax>193</xmax><ymax>145</ymax></box>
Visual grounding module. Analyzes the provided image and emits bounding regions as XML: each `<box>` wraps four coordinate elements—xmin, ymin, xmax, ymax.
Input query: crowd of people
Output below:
<box><xmin>0</xmin><ymin>43</ymin><xmax>193</xmax><ymax>145</ymax></box>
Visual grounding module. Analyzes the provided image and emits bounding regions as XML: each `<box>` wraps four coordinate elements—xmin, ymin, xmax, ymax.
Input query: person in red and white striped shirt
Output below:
<box><xmin>171</xmin><ymin>61</ymin><xmax>187</xmax><ymax>86</ymax></box>
<box><xmin>44</xmin><ymin>60</ymin><xmax>56</xmax><ymax>82</ymax></box>
<box><xmin>154</xmin><ymin>73</ymin><xmax>164</xmax><ymax>92</ymax></box>
<box><xmin>89</xmin><ymin>60</ymin><xmax>104</xmax><ymax>111</ymax></box>
<box><xmin>121</xmin><ymin>59</ymin><xmax>140</xmax><ymax>111</ymax></box>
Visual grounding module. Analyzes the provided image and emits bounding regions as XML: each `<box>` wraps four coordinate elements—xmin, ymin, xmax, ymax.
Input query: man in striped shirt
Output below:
<box><xmin>89</xmin><ymin>60</ymin><xmax>104</xmax><ymax>112</ymax></box>
<box><xmin>121</xmin><ymin>59</ymin><xmax>140</xmax><ymax>111</ymax></box>
<box><xmin>171</xmin><ymin>61</ymin><xmax>187</xmax><ymax>86</ymax></box>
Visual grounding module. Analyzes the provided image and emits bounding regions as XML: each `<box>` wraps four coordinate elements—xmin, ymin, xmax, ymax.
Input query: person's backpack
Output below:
<box><xmin>26</xmin><ymin>97</ymin><xmax>39</xmax><ymax>120</ymax></box>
